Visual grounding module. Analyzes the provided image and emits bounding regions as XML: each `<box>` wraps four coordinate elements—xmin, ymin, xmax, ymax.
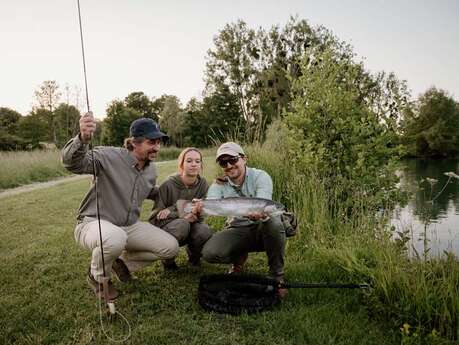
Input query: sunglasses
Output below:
<box><xmin>218</xmin><ymin>156</ymin><xmax>240</xmax><ymax>168</ymax></box>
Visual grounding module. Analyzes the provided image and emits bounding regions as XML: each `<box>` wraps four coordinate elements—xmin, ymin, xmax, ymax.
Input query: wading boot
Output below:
<box><xmin>162</xmin><ymin>258</ymin><xmax>179</xmax><ymax>271</ymax></box>
<box><xmin>186</xmin><ymin>247</ymin><xmax>201</xmax><ymax>267</ymax></box>
<box><xmin>87</xmin><ymin>268</ymin><xmax>118</xmax><ymax>300</ymax></box>
<box><xmin>228</xmin><ymin>253</ymin><xmax>248</xmax><ymax>274</ymax></box>
<box><xmin>112</xmin><ymin>258</ymin><xmax>131</xmax><ymax>282</ymax></box>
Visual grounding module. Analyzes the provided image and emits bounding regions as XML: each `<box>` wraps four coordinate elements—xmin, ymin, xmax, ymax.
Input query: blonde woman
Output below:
<box><xmin>149</xmin><ymin>148</ymin><xmax>212</xmax><ymax>270</ymax></box>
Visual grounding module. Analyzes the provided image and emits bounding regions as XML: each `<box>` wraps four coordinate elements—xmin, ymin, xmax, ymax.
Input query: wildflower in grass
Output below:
<box><xmin>400</xmin><ymin>323</ymin><xmax>410</xmax><ymax>335</ymax></box>
<box><xmin>444</xmin><ymin>171</ymin><xmax>459</xmax><ymax>180</ymax></box>
<box><xmin>425</xmin><ymin>178</ymin><xmax>438</xmax><ymax>186</ymax></box>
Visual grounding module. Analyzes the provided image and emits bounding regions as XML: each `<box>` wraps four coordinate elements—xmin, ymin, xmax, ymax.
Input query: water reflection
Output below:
<box><xmin>392</xmin><ymin>158</ymin><xmax>459</xmax><ymax>257</ymax></box>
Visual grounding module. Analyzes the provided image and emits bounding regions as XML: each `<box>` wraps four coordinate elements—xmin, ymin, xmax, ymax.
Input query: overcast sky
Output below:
<box><xmin>1</xmin><ymin>0</ymin><xmax>458</xmax><ymax>119</ymax></box>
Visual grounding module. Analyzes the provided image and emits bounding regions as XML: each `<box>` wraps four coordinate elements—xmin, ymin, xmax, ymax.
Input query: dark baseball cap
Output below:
<box><xmin>130</xmin><ymin>118</ymin><xmax>168</xmax><ymax>140</ymax></box>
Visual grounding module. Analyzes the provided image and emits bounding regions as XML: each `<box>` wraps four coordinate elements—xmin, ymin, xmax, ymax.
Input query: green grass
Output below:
<box><xmin>0</xmin><ymin>150</ymin><xmax>71</xmax><ymax>190</ymax></box>
<box><xmin>0</xmin><ymin>159</ymin><xmax>399</xmax><ymax>345</ymax></box>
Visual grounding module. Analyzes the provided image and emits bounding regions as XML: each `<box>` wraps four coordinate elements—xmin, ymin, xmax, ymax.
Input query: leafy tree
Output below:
<box><xmin>102</xmin><ymin>100</ymin><xmax>141</xmax><ymax>146</ymax></box>
<box><xmin>181</xmin><ymin>98</ymin><xmax>206</xmax><ymax>147</ymax></box>
<box><xmin>33</xmin><ymin>80</ymin><xmax>62</xmax><ymax>144</ymax></box>
<box><xmin>152</xmin><ymin>94</ymin><xmax>174</xmax><ymax>119</ymax></box>
<box><xmin>205</xmin><ymin>17</ymin><xmax>378</xmax><ymax>141</ymax></box>
<box><xmin>284</xmin><ymin>46</ymin><xmax>404</xmax><ymax>212</ymax></box>
<box><xmin>53</xmin><ymin>103</ymin><xmax>81</xmax><ymax>147</ymax></box>
<box><xmin>158</xmin><ymin>96</ymin><xmax>185</xmax><ymax>146</ymax></box>
<box><xmin>201</xmin><ymin>85</ymin><xmax>243</xmax><ymax>144</ymax></box>
<box><xmin>125</xmin><ymin>91</ymin><xmax>158</xmax><ymax>121</ymax></box>
<box><xmin>206</xmin><ymin>17</ymin><xmax>412</xmax><ymax>144</ymax></box>
<box><xmin>34</xmin><ymin>80</ymin><xmax>61</xmax><ymax>111</ymax></box>
<box><xmin>0</xmin><ymin>131</ymin><xmax>27</xmax><ymax>150</ymax></box>
<box><xmin>401</xmin><ymin>87</ymin><xmax>459</xmax><ymax>157</ymax></box>
<box><xmin>17</xmin><ymin>110</ymin><xmax>49</xmax><ymax>148</ymax></box>
<box><xmin>0</xmin><ymin>108</ymin><xmax>27</xmax><ymax>150</ymax></box>
<box><xmin>0</xmin><ymin>107</ymin><xmax>22</xmax><ymax>135</ymax></box>
<box><xmin>101</xmin><ymin>92</ymin><xmax>178</xmax><ymax>146</ymax></box>
<box><xmin>206</xmin><ymin>19</ymin><xmax>258</xmax><ymax>136</ymax></box>
<box><xmin>182</xmin><ymin>86</ymin><xmax>243</xmax><ymax>147</ymax></box>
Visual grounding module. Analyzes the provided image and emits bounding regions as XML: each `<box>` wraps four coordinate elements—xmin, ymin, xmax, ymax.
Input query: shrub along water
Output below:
<box><xmin>245</xmin><ymin>40</ymin><xmax>459</xmax><ymax>342</ymax></box>
<box><xmin>247</xmin><ymin>142</ymin><xmax>459</xmax><ymax>343</ymax></box>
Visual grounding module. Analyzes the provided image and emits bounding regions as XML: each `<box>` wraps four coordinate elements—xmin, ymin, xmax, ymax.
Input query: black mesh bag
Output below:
<box><xmin>198</xmin><ymin>273</ymin><xmax>369</xmax><ymax>315</ymax></box>
<box><xmin>198</xmin><ymin>274</ymin><xmax>281</xmax><ymax>315</ymax></box>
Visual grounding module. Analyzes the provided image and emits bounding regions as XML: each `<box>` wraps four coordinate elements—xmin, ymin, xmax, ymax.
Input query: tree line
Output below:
<box><xmin>1</xmin><ymin>17</ymin><xmax>458</xmax><ymax>157</ymax></box>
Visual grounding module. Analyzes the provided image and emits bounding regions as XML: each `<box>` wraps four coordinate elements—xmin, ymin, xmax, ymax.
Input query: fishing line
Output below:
<box><xmin>98</xmin><ymin>292</ymin><xmax>132</xmax><ymax>343</ymax></box>
<box><xmin>77</xmin><ymin>0</ymin><xmax>131</xmax><ymax>341</ymax></box>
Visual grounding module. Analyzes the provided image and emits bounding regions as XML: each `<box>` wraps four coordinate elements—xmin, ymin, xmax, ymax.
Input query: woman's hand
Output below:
<box><xmin>191</xmin><ymin>199</ymin><xmax>203</xmax><ymax>216</ymax></box>
<box><xmin>156</xmin><ymin>208</ymin><xmax>171</xmax><ymax>220</ymax></box>
<box><xmin>183</xmin><ymin>213</ymin><xmax>198</xmax><ymax>223</ymax></box>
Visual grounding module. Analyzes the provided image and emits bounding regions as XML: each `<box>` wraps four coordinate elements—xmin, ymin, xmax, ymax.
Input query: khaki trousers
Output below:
<box><xmin>75</xmin><ymin>217</ymin><xmax>179</xmax><ymax>282</ymax></box>
<box><xmin>161</xmin><ymin>219</ymin><xmax>213</xmax><ymax>261</ymax></box>
<box><xmin>202</xmin><ymin>216</ymin><xmax>285</xmax><ymax>278</ymax></box>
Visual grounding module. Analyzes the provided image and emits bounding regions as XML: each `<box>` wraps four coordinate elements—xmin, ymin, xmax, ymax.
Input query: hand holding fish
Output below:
<box><xmin>191</xmin><ymin>199</ymin><xmax>204</xmax><ymax>216</ymax></box>
<box><xmin>183</xmin><ymin>213</ymin><xmax>198</xmax><ymax>223</ymax></box>
<box><xmin>247</xmin><ymin>212</ymin><xmax>268</xmax><ymax>221</ymax></box>
<box><xmin>157</xmin><ymin>208</ymin><xmax>171</xmax><ymax>220</ymax></box>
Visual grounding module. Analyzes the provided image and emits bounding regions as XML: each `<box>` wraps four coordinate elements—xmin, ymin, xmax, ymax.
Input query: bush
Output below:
<box><xmin>250</xmin><ymin>128</ymin><xmax>459</xmax><ymax>342</ymax></box>
<box><xmin>284</xmin><ymin>47</ymin><xmax>404</xmax><ymax>214</ymax></box>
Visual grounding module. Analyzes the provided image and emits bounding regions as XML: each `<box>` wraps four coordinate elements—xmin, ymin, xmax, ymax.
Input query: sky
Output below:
<box><xmin>1</xmin><ymin>0</ymin><xmax>458</xmax><ymax>119</ymax></box>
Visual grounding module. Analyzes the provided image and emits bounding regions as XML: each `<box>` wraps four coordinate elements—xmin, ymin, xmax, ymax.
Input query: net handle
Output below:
<box><xmin>281</xmin><ymin>282</ymin><xmax>370</xmax><ymax>289</ymax></box>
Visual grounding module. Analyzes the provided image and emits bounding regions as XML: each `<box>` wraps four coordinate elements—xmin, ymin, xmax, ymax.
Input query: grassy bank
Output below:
<box><xmin>0</xmin><ymin>146</ymin><xmax>215</xmax><ymax>191</ymax></box>
<box><xmin>0</xmin><ymin>158</ymin><xmax>399</xmax><ymax>345</ymax></box>
<box><xmin>247</xmin><ymin>146</ymin><xmax>458</xmax><ymax>344</ymax></box>
<box><xmin>0</xmin><ymin>150</ymin><xmax>70</xmax><ymax>190</ymax></box>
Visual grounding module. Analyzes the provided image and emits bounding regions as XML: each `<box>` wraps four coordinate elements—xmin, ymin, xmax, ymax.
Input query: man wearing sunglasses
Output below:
<box><xmin>200</xmin><ymin>142</ymin><xmax>286</xmax><ymax>289</ymax></box>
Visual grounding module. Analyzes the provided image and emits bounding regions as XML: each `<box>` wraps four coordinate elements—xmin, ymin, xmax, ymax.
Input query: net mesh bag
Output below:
<box><xmin>198</xmin><ymin>274</ymin><xmax>281</xmax><ymax>315</ymax></box>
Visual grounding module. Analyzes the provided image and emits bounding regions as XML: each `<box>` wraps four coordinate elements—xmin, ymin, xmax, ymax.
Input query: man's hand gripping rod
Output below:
<box><xmin>77</xmin><ymin>0</ymin><xmax>115</xmax><ymax>315</ymax></box>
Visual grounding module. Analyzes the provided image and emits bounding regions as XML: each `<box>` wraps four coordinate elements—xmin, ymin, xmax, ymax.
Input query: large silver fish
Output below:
<box><xmin>177</xmin><ymin>197</ymin><xmax>284</xmax><ymax>218</ymax></box>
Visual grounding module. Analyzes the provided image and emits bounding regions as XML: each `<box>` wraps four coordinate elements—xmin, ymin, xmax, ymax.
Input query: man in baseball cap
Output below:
<box><xmin>202</xmin><ymin>141</ymin><xmax>287</xmax><ymax>297</ymax></box>
<box><xmin>62</xmin><ymin>114</ymin><xmax>178</xmax><ymax>300</ymax></box>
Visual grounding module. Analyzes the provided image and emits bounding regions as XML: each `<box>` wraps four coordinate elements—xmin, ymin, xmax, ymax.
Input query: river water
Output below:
<box><xmin>391</xmin><ymin>158</ymin><xmax>459</xmax><ymax>257</ymax></box>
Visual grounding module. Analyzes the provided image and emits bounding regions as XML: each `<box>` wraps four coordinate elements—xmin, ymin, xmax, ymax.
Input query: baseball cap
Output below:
<box><xmin>216</xmin><ymin>142</ymin><xmax>245</xmax><ymax>161</ymax></box>
<box><xmin>130</xmin><ymin>118</ymin><xmax>168</xmax><ymax>140</ymax></box>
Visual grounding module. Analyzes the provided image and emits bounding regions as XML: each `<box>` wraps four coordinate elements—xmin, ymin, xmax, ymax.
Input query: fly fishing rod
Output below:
<box><xmin>76</xmin><ymin>1</ymin><xmax>131</xmax><ymax>341</ymax></box>
<box><xmin>76</xmin><ymin>0</ymin><xmax>113</xmax><ymax>313</ymax></box>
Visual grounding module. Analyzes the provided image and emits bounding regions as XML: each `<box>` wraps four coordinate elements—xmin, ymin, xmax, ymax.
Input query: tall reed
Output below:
<box><xmin>0</xmin><ymin>150</ymin><xmax>69</xmax><ymax>190</ymax></box>
<box><xmin>248</xmin><ymin>144</ymin><xmax>459</xmax><ymax>342</ymax></box>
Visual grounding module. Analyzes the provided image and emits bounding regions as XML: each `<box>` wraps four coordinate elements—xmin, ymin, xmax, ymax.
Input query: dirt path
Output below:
<box><xmin>0</xmin><ymin>160</ymin><xmax>172</xmax><ymax>199</ymax></box>
<box><xmin>0</xmin><ymin>175</ymin><xmax>90</xmax><ymax>199</ymax></box>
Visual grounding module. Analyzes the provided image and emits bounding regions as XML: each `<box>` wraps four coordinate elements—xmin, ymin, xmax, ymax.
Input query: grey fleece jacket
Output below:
<box><xmin>149</xmin><ymin>174</ymin><xmax>208</xmax><ymax>227</ymax></box>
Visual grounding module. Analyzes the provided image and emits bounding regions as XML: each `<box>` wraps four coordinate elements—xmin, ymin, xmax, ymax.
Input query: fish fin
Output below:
<box><xmin>176</xmin><ymin>199</ymin><xmax>189</xmax><ymax>218</ymax></box>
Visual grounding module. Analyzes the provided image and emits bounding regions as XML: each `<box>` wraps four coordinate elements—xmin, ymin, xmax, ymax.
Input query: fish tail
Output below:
<box><xmin>176</xmin><ymin>199</ymin><xmax>189</xmax><ymax>218</ymax></box>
